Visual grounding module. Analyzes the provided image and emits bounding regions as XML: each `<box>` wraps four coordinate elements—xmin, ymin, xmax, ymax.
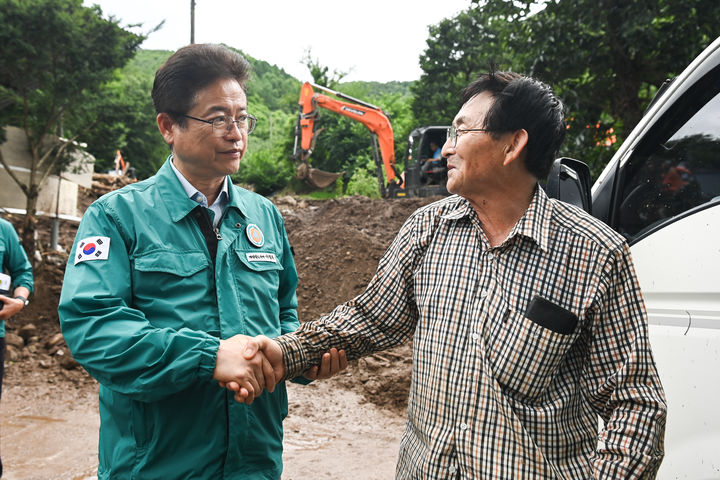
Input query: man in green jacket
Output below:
<box><xmin>0</xmin><ymin>217</ymin><xmax>33</xmax><ymax>477</ymax></box>
<box><xmin>58</xmin><ymin>44</ymin><xmax>343</xmax><ymax>480</ymax></box>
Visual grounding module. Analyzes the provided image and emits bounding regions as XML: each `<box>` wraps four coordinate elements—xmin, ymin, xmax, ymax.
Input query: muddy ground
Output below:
<box><xmin>0</xmin><ymin>189</ymin><xmax>440</xmax><ymax>479</ymax></box>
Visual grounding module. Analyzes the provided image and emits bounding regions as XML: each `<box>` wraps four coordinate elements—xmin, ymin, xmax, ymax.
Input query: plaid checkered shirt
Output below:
<box><xmin>276</xmin><ymin>187</ymin><xmax>666</xmax><ymax>479</ymax></box>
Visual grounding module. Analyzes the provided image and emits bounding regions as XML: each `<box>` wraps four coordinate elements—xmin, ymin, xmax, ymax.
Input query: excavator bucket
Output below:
<box><xmin>296</xmin><ymin>162</ymin><xmax>343</xmax><ymax>189</ymax></box>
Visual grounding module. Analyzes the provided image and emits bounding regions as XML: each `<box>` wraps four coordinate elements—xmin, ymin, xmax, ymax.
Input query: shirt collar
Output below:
<box><xmin>170</xmin><ymin>155</ymin><xmax>229</xmax><ymax>209</ymax></box>
<box><xmin>505</xmin><ymin>185</ymin><xmax>552</xmax><ymax>252</ymax></box>
<box><xmin>439</xmin><ymin>187</ymin><xmax>553</xmax><ymax>252</ymax></box>
<box><xmin>439</xmin><ymin>196</ymin><xmax>475</xmax><ymax>221</ymax></box>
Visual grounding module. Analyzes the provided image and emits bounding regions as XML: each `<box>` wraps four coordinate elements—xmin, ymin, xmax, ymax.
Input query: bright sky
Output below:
<box><xmin>83</xmin><ymin>0</ymin><xmax>472</xmax><ymax>83</ymax></box>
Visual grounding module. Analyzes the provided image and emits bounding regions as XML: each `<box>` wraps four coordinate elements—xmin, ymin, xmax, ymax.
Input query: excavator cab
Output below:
<box><xmin>398</xmin><ymin>126</ymin><xmax>450</xmax><ymax>198</ymax></box>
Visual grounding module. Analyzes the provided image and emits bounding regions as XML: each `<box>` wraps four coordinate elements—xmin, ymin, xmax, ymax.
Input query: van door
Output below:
<box><xmin>610</xmin><ymin>63</ymin><xmax>720</xmax><ymax>478</ymax></box>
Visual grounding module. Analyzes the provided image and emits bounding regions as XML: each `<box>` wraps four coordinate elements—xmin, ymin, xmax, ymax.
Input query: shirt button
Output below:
<box><xmin>471</xmin><ymin>332</ymin><xmax>479</xmax><ymax>341</ymax></box>
<box><xmin>448</xmin><ymin>465</ymin><xmax>457</xmax><ymax>474</ymax></box>
<box><xmin>487</xmin><ymin>252</ymin><xmax>494</xmax><ymax>260</ymax></box>
<box><xmin>460</xmin><ymin>422</ymin><xmax>468</xmax><ymax>431</ymax></box>
<box><xmin>479</xmin><ymin>290</ymin><xmax>488</xmax><ymax>299</ymax></box>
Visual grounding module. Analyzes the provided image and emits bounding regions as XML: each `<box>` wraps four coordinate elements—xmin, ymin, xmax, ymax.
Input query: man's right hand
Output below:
<box><xmin>213</xmin><ymin>334</ymin><xmax>276</xmax><ymax>404</ymax></box>
<box><xmin>247</xmin><ymin>335</ymin><xmax>286</xmax><ymax>381</ymax></box>
<box><xmin>222</xmin><ymin>335</ymin><xmax>285</xmax><ymax>403</ymax></box>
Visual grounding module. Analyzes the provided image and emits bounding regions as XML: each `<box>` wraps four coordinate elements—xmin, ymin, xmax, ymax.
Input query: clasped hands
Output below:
<box><xmin>213</xmin><ymin>334</ymin><xmax>347</xmax><ymax>404</ymax></box>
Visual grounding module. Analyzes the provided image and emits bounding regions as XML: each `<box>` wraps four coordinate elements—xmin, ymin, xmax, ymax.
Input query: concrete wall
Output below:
<box><xmin>0</xmin><ymin>126</ymin><xmax>94</xmax><ymax>217</ymax></box>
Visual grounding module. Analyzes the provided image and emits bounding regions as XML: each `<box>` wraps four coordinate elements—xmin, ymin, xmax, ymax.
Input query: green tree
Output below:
<box><xmin>412</xmin><ymin>2</ymin><xmax>527</xmax><ymax>126</ymax></box>
<box><xmin>79</xmin><ymin>50</ymin><xmax>171</xmax><ymax>179</ymax></box>
<box><xmin>414</xmin><ymin>0</ymin><xmax>719</xmax><ymax>177</ymax></box>
<box><xmin>516</xmin><ymin>0</ymin><xmax>720</xmax><ymax>174</ymax></box>
<box><xmin>232</xmin><ymin>104</ymin><xmax>296</xmax><ymax>195</ymax></box>
<box><xmin>0</xmin><ymin>0</ymin><xmax>144</xmax><ymax>254</ymax></box>
<box><xmin>302</xmin><ymin>48</ymin><xmax>348</xmax><ymax>89</ymax></box>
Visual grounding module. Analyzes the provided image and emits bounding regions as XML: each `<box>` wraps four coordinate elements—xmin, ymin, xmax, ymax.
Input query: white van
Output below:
<box><xmin>553</xmin><ymin>36</ymin><xmax>720</xmax><ymax>478</ymax></box>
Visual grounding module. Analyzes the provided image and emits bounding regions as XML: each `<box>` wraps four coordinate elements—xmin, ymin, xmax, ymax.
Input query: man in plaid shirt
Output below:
<box><xmin>247</xmin><ymin>71</ymin><xmax>667</xmax><ymax>478</ymax></box>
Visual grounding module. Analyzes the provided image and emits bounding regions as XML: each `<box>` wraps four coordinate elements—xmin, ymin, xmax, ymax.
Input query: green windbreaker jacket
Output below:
<box><xmin>58</xmin><ymin>160</ymin><xmax>299</xmax><ymax>479</ymax></box>
<box><xmin>0</xmin><ymin>217</ymin><xmax>33</xmax><ymax>337</ymax></box>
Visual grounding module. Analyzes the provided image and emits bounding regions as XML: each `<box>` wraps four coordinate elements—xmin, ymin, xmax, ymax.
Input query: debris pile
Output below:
<box><xmin>89</xmin><ymin>172</ymin><xmax>137</xmax><ymax>197</ymax></box>
<box><xmin>4</xmin><ymin>328</ymin><xmax>78</xmax><ymax>371</ymax></box>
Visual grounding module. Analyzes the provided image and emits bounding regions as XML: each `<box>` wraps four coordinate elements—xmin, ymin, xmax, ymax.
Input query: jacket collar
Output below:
<box><xmin>156</xmin><ymin>157</ymin><xmax>249</xmax><ymax>223</ymax></box>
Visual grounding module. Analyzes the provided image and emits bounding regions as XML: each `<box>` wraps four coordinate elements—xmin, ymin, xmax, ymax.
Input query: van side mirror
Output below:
<box><xmin>543</xmin><ymin>157</ymin><xmax>592</xmax><ymax>214</ymax></box>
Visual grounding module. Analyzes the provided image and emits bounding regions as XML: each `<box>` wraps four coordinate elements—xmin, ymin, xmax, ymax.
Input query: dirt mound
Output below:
<box><xmin>3</xmin><ymin>193</ymin><xmax>442</xmax><ymax>414</ymax></box>
<box><xmin>280</xmin><ymin>195</ymin><xmax>439</xmax><ymax>412</ymax></box>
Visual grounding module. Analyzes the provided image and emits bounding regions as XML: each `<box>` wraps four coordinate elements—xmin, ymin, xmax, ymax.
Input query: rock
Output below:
<box><xmin>277</xmin><ymin>195</ymin><xmax>298</xmax><ymax>206</ymax></box>
<box><xmin>362</xmin><ymin>357</ymin><xmax>383</xmax><ymax>371</ymax></box>
<box><xmin>5</xmin><ymin>332</ymin><xmax>24</xmax><ymax>349</ymax></box>
<box><xmin>364</xmin><ymin>379</ymin><xmax>381</xmax><ymax>395</ymax></box>
<box><xmin>59</xmin><ymin>354</ymin><xmax>80</xmax><ymax>370</ymax></box>
<box><xmin>5</xmin><ymin>344</ymin><xmax>19</xmax><ymax>362</ymax></box>
<box><xmin>18</xmin><ymin>323</ymin><xmax>37</xmax><ymax>341</ymax></box>
<box><xmin>44</xmin><ymin>253</ymin><xmax>68</xmax><ymax>267</ymax></box>
<box><xmin>46</xmin><ymin>332</ymin><xmax>65</xmax><ymax>349</ymax></box>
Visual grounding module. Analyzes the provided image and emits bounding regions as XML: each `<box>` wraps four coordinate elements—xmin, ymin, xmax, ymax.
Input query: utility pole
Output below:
<box><xmin>190</xmin><ymin>0</ymin><xmax>196</xmax><ymax>44</ymax></box>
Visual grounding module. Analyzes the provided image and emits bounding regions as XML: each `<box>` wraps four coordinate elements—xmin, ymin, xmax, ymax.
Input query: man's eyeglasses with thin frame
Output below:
<box><xmin>446</xmin><ymin>125</ymin><xmax>492</xmax><ymax>147</ymax></box>
<box><xmin>183</xmin><ymin>113</ymin><xmax>257</xmax><ymax>136</ymax></box>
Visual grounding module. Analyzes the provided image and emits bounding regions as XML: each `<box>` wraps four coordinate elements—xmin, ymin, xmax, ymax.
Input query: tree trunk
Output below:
<box><xmin>20</xmin><ymin>187</ymin><xmax>39</xmax><ymax>261</ymax></box>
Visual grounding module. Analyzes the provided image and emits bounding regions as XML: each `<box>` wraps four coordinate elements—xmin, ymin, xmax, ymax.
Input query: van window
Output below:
<box><xmin>616</xmin><ymin>69</ymin><xmax>720</xmax><ymax>241</ymax></box>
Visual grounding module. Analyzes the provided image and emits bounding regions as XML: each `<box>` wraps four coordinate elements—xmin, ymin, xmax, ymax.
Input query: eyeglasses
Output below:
<box><xmin>183</xmin><ymin>113</ymin><xmax>257</xmax><ymax>136</ymax></box>
<box><xmin>446</xmin><ymin>125</ymin><xmax>491</xmax><ymax>147</ymax></box>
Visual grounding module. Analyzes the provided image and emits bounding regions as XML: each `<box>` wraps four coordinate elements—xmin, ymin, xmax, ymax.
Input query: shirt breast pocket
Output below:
<box><xmin>487</xmin><ymin>308</ymin><xmax>577</xmax><ymax>403</ymax></box>
<box><xmin>132</xmin><ymin>250</ymin><xmax>212</xmax><ymax>328</ymax></box>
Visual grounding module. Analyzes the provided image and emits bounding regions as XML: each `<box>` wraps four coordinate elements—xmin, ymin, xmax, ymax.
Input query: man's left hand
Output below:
<box><xmin>303</xmin><ymin>348</ymin><xmax>347</xmax><ymax>380</ymax></box>
<box><xmin>0</xmin><ymin>295</ymin><xmax>26</xmax><ymax>320</ymax></box>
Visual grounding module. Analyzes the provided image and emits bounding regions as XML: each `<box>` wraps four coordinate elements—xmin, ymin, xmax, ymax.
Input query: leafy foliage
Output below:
<box><xmin>413</xmin><ymin>0</ymin><xmax>720</xmax><ymax>177</ymax></box>
<box><xmin>345</xmin><ymin>155</ymin><xmax>382</xmax><ymax>198</ymax></box>
<box><xmin>412</xmin><ymin>3</ymin><xmax>528</xmax><ymax>126</ymax></box>
<box><xmin>232</xmin><ymin>103</ymin><xmax>297</xmax><ymax>195</ymax></box>
<box><xmin>79</xmin><ymin>50</ymin><xmax>171</xmax><ymax>179</ymax></box>
<box><xmin>0</xmin><ymin>0</ymin><xmax>144</xmax><ymax>253</ymax></box>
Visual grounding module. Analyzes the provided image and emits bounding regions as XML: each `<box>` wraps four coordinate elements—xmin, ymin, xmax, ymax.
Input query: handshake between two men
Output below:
<box><xmin>212</xmin><ymin>334</ymin><xmax>347</xmax><ymax>404</ymax></box>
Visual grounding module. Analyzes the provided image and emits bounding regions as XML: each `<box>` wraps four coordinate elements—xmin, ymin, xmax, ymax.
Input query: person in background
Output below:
<box><xmin>420</xmin><ymin>140</ymin><xmax>445</xmax><ymax>184</ymax></box>
<box><xmin>58</xmin><ymin>44</ymin><xmax>343</xmax><ymax>480</ymax></box>
<box><xmin>0</xmin><ymin>217</ymin><xmax>33</xmax><ymax>478</ymax></box>
<box><xmin>250</xmin><ymin>70</ymin><xmax>667</xmax><ymax>478</ymax></box>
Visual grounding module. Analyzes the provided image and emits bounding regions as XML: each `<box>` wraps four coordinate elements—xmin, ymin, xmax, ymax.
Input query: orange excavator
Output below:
<box><xmin>292</xmin><ymin>82</ymin><xmax>404</xmax><ymax>197</ymax></box>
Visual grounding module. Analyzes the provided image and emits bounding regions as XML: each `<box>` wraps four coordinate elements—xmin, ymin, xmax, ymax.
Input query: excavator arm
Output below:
<box><xmin>293</xmin><ymin>82</ymin><xmax>401</xmax><ymax>193</ymax></box>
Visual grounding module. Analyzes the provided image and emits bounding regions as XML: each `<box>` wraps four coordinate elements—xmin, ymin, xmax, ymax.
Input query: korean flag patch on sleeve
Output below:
<box><xmin>74</xmin><ymin>236</ymin><xmax>111</xmax><ymax>265</ymax></box>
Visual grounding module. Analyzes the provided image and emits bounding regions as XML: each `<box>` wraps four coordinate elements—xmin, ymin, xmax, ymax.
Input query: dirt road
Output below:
<box><xmin>0</xmin><ymin>378</ymin><xmax>405</xmax><ymax>480</ymax></box>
